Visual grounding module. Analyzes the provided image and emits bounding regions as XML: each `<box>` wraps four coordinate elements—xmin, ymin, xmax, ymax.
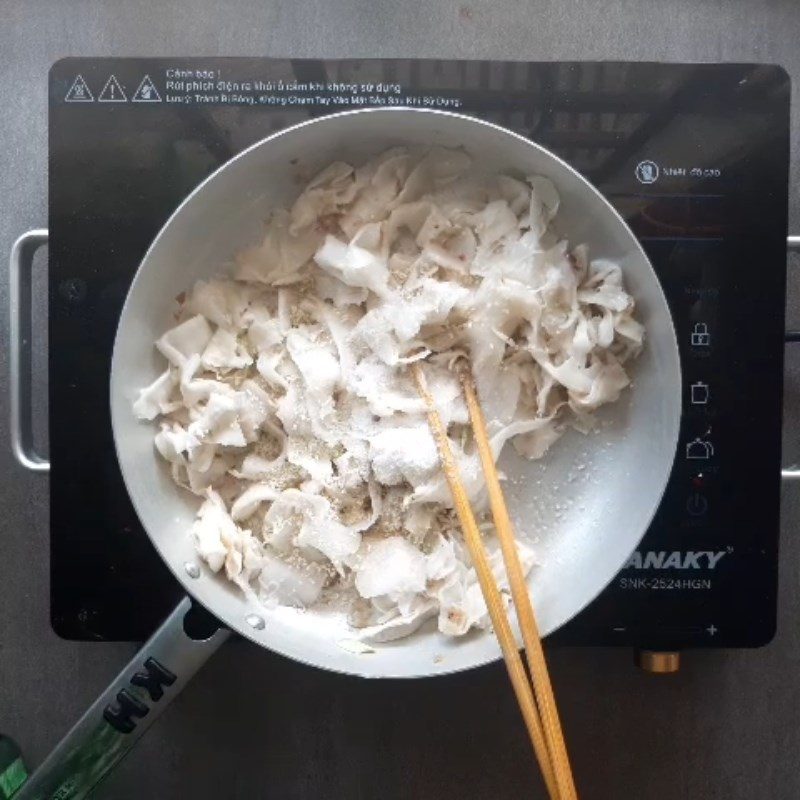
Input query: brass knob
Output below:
<box><xmin>635</xmin><ymin>650</ymin><xmax>680</xmax><ymax>673</ymax></box>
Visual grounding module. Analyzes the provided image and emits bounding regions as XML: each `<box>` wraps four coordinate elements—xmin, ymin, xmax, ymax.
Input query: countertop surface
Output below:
<box><xmin>2</xmin><ymin>2</ymin><xmax>800</xmax><ymax>798</ymax></box>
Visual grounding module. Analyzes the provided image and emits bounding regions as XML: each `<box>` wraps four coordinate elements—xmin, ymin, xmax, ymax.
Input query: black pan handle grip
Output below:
<box><xmin>13</xmin><ymin>597</ymin><xmax>229</xmax><ymax>800</ymax></box>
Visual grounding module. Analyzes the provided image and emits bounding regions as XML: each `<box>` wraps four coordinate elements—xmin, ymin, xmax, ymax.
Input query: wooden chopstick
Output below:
<box><xmin>459</xmin><ymin>365</ymin><xmax>578</xmax><ymax>800</ymax></box>
<box><xmin>410</xmin><ymin>363</ymin><xmax>559</xmax><ymax>800</ymax></box>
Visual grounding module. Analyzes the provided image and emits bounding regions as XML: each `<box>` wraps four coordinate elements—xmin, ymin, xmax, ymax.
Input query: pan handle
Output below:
<box><xmin>784</xmin><ymin>234</ymin><xmax>800</xmax><ymax>480</ymax></box>
<box><xmin>9</xmin><ymin>229</ymin><xmax>50</xmax><ymax>472</ymax></box>
<box><xmin>13</xmin><ymin>597</ymin><xmax>230</xmax><ymax>800</ymax></box>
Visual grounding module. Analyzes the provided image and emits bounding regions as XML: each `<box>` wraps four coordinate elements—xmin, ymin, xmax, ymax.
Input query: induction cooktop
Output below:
<box><xmin>47</xmin><ymin>58</ymin><xmax>789</xmax><ymax>658</ymax></box>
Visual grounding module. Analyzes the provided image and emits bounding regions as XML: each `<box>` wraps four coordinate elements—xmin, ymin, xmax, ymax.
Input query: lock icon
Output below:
<box><xmin>691</xmin><ymin>323</ymin><xmax>711</xmax><ymax>347</ymax></box>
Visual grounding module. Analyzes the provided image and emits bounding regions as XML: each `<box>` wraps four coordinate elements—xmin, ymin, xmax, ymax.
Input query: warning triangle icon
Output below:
<box><xmin>65</xmin><ymin>74</ymin><xmax>94</xmax><ymax>102</ymax></box>
<box><xmin>98</xmin><ymin>75</ymin><xmax>127</xmax><ymax>102</ymax></box>
<box><xmin>132</xmin><ymin>75</ymin><xmax>162</xmax><ymax>103</ymax></box>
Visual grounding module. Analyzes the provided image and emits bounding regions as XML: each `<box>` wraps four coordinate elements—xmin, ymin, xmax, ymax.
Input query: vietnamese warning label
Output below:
<box><xmin>61</xmin><ymin>66</ymin><xmax>464</xmax><ymax>110</ymax></box>
<box><xmin>159</xmin><ymin>67</ymin><xmax>462</xmax><ymax>109</ymax></box>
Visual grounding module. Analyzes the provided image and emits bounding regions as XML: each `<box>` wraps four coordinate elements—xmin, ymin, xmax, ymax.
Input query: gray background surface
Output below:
<box><xmin>2</xmin><ymin>1</ymin><xmax>800</xmax><ymax>798</ymax></box>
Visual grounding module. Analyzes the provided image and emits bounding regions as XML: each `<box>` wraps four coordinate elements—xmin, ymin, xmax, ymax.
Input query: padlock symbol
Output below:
<box><xmin>691</xmin><ymin>323</ymin><xmax>711</xmax><ymax>347</ymax></box>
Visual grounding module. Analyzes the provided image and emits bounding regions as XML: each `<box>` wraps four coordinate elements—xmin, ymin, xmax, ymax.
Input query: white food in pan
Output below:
<box><xmin>134</xmin><ymin>147</ymin><xmax>643</xmax><ymax>643</ymax></box>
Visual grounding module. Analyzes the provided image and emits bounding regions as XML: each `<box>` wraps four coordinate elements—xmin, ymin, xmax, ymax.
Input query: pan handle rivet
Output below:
<box><xmin>245</xmin><ymin>614</ymin><xmax>266</xmax><ymax>630</ymax></box>
<box><xmin>184</xmin><ymin>562</ymin><xmax>201</xmax><ymax>579</ymax></box>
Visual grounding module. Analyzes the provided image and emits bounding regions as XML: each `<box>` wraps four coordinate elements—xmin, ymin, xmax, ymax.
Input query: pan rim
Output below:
<box><xmin>110</xmin><ymin>106</ymin><xmax>681</xmax><ymax>678</ymax></box>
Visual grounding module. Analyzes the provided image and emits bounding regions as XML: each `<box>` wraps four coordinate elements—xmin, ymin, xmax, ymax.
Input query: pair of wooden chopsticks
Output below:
<box><xmin>411</xmin><ymin>361</ymin><xmax>577</xmax><ymax>800</ymax></box>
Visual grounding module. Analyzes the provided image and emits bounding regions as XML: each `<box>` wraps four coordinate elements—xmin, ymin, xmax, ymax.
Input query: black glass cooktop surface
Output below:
<box><xmin>48</xmin><ymin>58</ymin><xmax>789</xmax><ymax>646</ymax></box>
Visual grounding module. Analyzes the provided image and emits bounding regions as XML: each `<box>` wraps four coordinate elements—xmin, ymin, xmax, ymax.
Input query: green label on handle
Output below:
<box><xmin>0</xmin><ymin>757</ymin><xmax>27</xmax><ymax>798</ymax></box>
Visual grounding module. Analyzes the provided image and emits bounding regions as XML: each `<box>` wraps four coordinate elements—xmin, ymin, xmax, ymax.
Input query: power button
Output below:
<box><xmin>686</xmin><ymin>492</ymin><xmax>708</xmax><ymax>516</ymax></box>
